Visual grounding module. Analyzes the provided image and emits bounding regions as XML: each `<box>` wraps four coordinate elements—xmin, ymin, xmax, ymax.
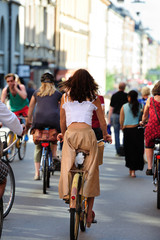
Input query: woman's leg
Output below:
<box><xmin>87</xmin><ymin>197</ymin><xmax>94</xmax><ymax>226</ymax></box>
<box><xmin>145</xmin><ymin>148</ymin><xmax>154</xmax><ymax>170</ymax></box>
<box><xmin>34</xmin><ymin>144</ymin><xmax>42</xmax><ymax>179</ymax></box>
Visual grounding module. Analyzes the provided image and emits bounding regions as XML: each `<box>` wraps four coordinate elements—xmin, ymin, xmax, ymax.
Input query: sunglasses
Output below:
<box><xmin>6</xmin><ymin>80</ymin><xmax>14</xmax><ymax>83</ymax></box>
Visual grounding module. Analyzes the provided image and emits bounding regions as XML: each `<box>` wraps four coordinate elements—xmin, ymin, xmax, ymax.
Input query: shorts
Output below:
<box><xmin>14</xmin><ymin>105</ymin><xmax>29</xmax><ymax>118</ymax></box>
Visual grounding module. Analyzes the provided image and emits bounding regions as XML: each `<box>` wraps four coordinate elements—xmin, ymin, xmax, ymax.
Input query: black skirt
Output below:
<box><xmin>123</xmin><ymin>127</ymin><xmax>144</xmax><ymax>171</ymax></box>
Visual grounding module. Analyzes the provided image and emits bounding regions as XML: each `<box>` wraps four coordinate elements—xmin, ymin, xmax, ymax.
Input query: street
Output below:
<box><xmin>1</xmin><ymin>135</ymin><xmax>160</xmax><ymax>240</ymax></box>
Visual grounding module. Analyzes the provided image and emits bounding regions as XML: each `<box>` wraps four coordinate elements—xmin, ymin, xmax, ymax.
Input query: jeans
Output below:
<box><xmin>111</xmin><ymin>113</ymin><xmax>121</xmax><ymax>154</ymax></box>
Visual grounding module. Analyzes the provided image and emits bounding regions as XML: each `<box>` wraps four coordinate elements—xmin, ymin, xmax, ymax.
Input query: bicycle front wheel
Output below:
<box><xmin>70</xmin><ymin>208</ymin><xmax>80</xmax><ymax>240</ymax></box>
<box><xmin>3</xmin><ymin>161</ymin><xmax>15</xmax><ymax>218</ymax></box>
<box><xmin>18</xmin><ymin>138</ymin><xmax>27</xmax><ymax>160</ymax></box>
<box><xmin>6</xmin><ymin>131</ymin><xmax>16</xmax><ymax>162</ymax></box>
<box><xmin>0</xmin><ymin>198</ymin><xmax>3</xmax><ymax>238</ymax></box>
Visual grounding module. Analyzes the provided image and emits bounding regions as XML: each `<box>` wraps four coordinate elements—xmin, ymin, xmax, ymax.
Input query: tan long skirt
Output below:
<box><xmin>58</xmin><ymin>126</ymin><xmax>100</xmax><ymax>198</ymax></box>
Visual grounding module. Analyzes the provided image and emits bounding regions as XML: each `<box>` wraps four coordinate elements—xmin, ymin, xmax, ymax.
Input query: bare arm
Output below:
<box><xmin>14</xmin><ymin>83</ymin><xmax>27</xmax><ymax>99</ymax></box>
<box><xmin>26</xmin><ymin>95</ymin><xmax>36</xmax><ymax>130</ymax></box>
<box><xmin>60</xmin><ymin>95</ymin><xmax>67</xmax><ymax>136</ymax></box>
<box><xmin>1</xmin><ymin>88</ymin><xmax>7</xmax><ymax>103</ymax></box>
<box><xmin>120</xmin><ymin>106</ymin><xmax>124</xmax><ymax>129</ymax></box>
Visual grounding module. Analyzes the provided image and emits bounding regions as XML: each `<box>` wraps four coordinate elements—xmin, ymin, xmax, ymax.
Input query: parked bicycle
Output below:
<box><xmin>6</xmin><ymin>115</ymin><xmax>28</xmax><ymax>162</ymax></box>
<box><xmin>153</xmin><ymin>138</ymin><xmax>160</xmax><ymax>209</ymax></box>
<box><xmin>39</xmin><ymin>128</ymin><xmax>60</xmax><ymax>194</ymax></box>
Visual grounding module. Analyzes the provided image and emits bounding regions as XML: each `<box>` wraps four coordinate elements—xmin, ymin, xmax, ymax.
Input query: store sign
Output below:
<box><xmin>17</xmin><ymin>65</ymin><xmax>30</xmax><ymax>78</ymax></box>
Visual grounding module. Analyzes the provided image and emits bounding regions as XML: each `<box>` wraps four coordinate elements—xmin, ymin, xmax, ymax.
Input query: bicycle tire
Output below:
<box><xmin>157</xmin><ymin>160</ymin><xmax>160</xmax><ymax>209</ymax></box>
<box><xmin>2</xmin><ymin>161</ymin><xmax>15</xmax><ymax>218</ymax></box>
<box><xmin>0</xmin><ymin>198</ymin><xmax>3</xmax><ymax>239</ymax></box>
<box><xmin>80</xmin><ymin>197</ymin><xmax>87</xmax><ymax>232</ymax></box>
<box><xmin>70</xmin><ymin>208</ymin><xmax>80</xmax><ymax>240</ymax></box>
<box><xmin>70</xmin><ymin>174</ymin><xmax>81</xmax><ymax>240</ymax></box>
<box><xmin>43</xmin><ymin>155</ymin><xmax>48</xmax><ymax>194</ymax></box>
<box><xmin>6</xmin><ymin>131</ymin><xmax>16</xmax><ymax>162</ymax></box>
<box><xmin>18</xmin><ymin>138</ymin><xmax>27</xmax><ymax>160</ymax></box>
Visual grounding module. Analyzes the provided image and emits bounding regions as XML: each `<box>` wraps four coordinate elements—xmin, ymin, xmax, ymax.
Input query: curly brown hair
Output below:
<box><xmin>60</xmin><ymin>69</ymin><xmax>99</xmax><ymax>102</ymax></box>
<box><xmin>152</xmin><ymin>81</ymin><xmax>160</xmax><ymax>96</ymax></box>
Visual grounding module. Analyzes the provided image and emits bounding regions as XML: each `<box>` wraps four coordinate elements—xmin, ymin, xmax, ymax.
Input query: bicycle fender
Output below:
<box><xmin>70</xmin><ymin>173</ymin><xmax>80</xmax><ymax>209</ymax></box>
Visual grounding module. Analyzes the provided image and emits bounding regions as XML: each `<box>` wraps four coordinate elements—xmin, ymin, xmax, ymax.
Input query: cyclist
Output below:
<box><xmin>1</xmin><ymin>73</ymin><xmax>29</xmax><ymax>118</ymax></box>
<box><xmin>57</xmin><ymin>69</ymin><xmax>112</xmax><ymax>228</ymax></box>
<box><xmin>140</xmin><ymin>81</ymin><xmax>160</xmax><ymax>175</ymax></box>
<box><xmin>26</xmin><ymin>72</ymin><xmax>62</xmax><ymax>180</ymax></box>
<box><xmin>0</xmin><ymin>100</ymin><xmax>25</xmax><ymax>198</ymax></box>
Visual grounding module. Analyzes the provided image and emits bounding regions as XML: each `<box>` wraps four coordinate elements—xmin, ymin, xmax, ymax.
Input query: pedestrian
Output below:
<box><xmin>26</xmin><ymin>72</ymin><xmax>62</xmax><ymax>180</ymax></box>
<box><xmin>108</xmin><ymin>82</ymin><xmax>128</xmax><ymax>156</ymax></box>
<box><xmin>140</xmin><ymin>81</ymin><xmax>160</xmax><ymax>175</ymax></box>
<box><xmin>26</xmin><ymin>80</ymin><xmax>36</xmax><ymax>102</ymax></box>
<box><xmin>92</xmin><ymin>95</ymin><xmax>105</xmax><ymax>140</ymax></box>
<box><xmin>138</xmin><ymin>86</ymin><xmax>150</xmax><ymax>121</ymax></box>
<box><xmin>120</xmin><ymin>90</ymin><xmax>144</xmax><ymax>177</ymax></box>
<box><xmin>57</xmin><ymin>69</ymin><xmax>112</xmax><ymax>227</ymax></box>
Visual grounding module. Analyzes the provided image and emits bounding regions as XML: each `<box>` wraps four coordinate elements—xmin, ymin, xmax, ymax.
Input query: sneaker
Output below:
<box><xmin>34</xmin><ymin>175</ymin><xmax>41</xmax><ymax>180</ymax></box>
<box><xmin>146</xmin><ymin>169</ymin><xmax>153</xmax><ymax>176</ymax></box>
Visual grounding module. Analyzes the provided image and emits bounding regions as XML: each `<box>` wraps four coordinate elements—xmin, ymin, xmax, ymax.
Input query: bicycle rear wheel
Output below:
<box><xmin>0</xmin><ymin>198</ymin><xmax>3</xmax><ymax>239</ymax></box>
<box><xmin>80</xmin><ymin>197</ymin><xmax>87</xmax><ymax>232</ymax></box>
<box><xmin>157</xmin><ymin>160</ymin><xmax>160</xmax><ymax>209</ymax></box>
<box><xmin>6</xmin><ymin>131</ymin><xmax>16</xmax><ymax>162</ymax></box>
<box><xmin>2</xmin><ymin>161</ymin><xmax>15</xmax><ymax>218</ymax></box>
<box><xmin>70</xmin><ymin>174</ymin><xmax>81</xmax><ymax>240</ymax></box>
<box><xmin>43</xmin><ymin>154</ymin><xmax>49</xmax><ymax>194</ymax></box>
<box><xmin>70</xmin><ymin>208</ymin><xmax>80</xmax><ymax>240</ymax></box>
<box><xmin>18</xmin><ymin>137</ymin><xmax>27</xmax><ymax>160</ymax></box>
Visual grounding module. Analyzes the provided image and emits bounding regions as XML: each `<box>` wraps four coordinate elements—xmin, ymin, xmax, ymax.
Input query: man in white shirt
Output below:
<box><xmin>0</xmin><ymin>100</ymin><xmax>25</xmax><ymax>198</ymax></box>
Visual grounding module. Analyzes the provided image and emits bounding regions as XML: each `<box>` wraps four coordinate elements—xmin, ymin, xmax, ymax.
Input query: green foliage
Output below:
<box><xmin>105</xmin><ymin>72</ymin><xmax>115</xmax><ymax>92</ymax></box>
<box><xmin>146</xmin><ymin>66</ymin><xmax>160</xmax><ymax>82</ymax></box>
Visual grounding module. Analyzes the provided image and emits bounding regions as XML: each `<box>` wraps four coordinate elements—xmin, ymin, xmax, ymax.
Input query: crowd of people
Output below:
<box><xmin>0</xmin><ymin>68</ymin><xmax>160</xmax><ymax>232</ymax></box>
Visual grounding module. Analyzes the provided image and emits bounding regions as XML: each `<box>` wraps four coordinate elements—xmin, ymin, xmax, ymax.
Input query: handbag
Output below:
<box><xmin>152</xmin><ymin>98</ymin><xmax>160</xmax><ymax>124</ymax></box>
<box><xmin>31</xmin><ymin>128</ymin><xmax>58</xmax><ymax>145</ymax></box>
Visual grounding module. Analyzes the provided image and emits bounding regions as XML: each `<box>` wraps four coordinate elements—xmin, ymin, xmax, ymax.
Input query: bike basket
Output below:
<box><xmin>31</xmin><ymin>129</ymin><xmax>58</xmax><ymax>145</ymax></box>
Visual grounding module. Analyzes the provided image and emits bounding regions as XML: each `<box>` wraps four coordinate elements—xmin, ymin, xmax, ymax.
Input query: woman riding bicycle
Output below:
<box><xmin>140</xmin><ymin>81</ymin><xmax>160</xmax><ymax>175</ymax></box>
<box><xmin>26</xmin><ymin>73</ymin><xmax>62</xmax><ymax>180</ymax></box>
<box><xmin>57</xmin><ymin>69</ymin><xmax>112</xmax><ymax>227</ymax></box>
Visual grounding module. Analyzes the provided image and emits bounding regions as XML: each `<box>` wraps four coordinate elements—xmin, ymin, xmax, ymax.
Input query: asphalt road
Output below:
<box><xmin>1</xmin><ymin>135</ymin><xmax>160</xmax><ymax>240</ymax></box>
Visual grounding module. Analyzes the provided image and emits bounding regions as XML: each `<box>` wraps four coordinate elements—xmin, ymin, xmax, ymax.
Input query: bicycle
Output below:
<box><xmin>6</xmin><ymin>115</ymin><xmax>28</xmax><ymax>162</ymax></box>
<box><xmin>67</xmin><ymin>148</ymin><xmax>90</xmax><ymax>240</ymax></box>
<box><xmin>0</xmin><ymin>131</ymin><xmax>18</xmax><ymax>218</ymax></box>
<box><xmin>68</xmin><ymin>139</ymin><xmax>105</xmax><ymax>240</ymax></box>
<box><xmin>152</xmin><ymin>138</ymin><xmax>160</xmax><ymax>209</ymax></box>
<box><xmin>0</xmin><ymin>197</ymin><xmax>3</xmax><ymax>239</ymax></box>
<box><xmin>39</xmin><ymin>128</ymin><xmax>60</xmax><ymax>194</ymax></box>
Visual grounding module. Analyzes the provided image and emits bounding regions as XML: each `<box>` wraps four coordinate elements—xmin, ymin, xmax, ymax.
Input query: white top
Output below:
<box><xmin>0</xmin><ymin>101</ymin><xmax>23</xmax><ymax>136</ymax></box>
<box><xmin>62</xmin><ymin>95</ymin><xmax>97</xmax><ymax>127</ymax></box>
